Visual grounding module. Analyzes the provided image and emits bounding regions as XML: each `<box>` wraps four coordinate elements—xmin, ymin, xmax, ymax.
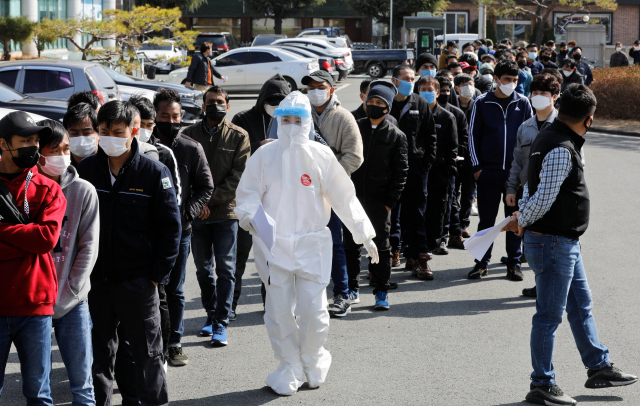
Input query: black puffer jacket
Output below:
<box><xmin>431</xmin><ymin>102</ymin><xmax>459</xmax><ymax>174</ymax></box>
<box><xmin>390</xmin><ymin>93</ymin><xmax>437</xmax><ymax>169</ymax></box>
<box><xmin>186</xmin><ymin>52</ymin><xmax>222</xmax><ymax>86</ymax></box>
<box><xmin>352</xmin><ymin>118</ymin><xmax>409</xmax><ymax>208</ymax></box>
<box><xmin>232</xmin><ymin>74</ymin><xmax>290</xmax><ymax>153</ymax></box>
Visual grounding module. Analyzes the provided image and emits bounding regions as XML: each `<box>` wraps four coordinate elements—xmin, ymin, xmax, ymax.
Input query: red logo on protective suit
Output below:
<box><xmin>301</xmin><ymin>174</ymin><xmax>312</xmax><ymax>186</ymax></box>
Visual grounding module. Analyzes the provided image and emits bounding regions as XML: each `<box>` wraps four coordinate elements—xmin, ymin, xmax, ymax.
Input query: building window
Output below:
<box><xmin>553</xmin><ymin>13</ymin><xmax>612</xmax><ymax>44</ymax></box>
<box><xmin>252</xmin><ymin>18</ymin><xmax>301</xmax><ymax>38</ymax></box>
<box><xmin>194</xmin><ymin>18</ymin><xmax>242</xmax><ymax>40</ymax></box>
<box><xmin>445</xmin><ymin>12</ymin><xmax>468</xmax><ymax>34</ymax></box>
<box><xmin>497</xmin><ymin>15</ymin><xmax>531</xmax><ymax>43</ymax></box>
<box><xmin>0</xmin><ymin>0</ymin><xmax>21</xmax><ymax>16</ymax></box>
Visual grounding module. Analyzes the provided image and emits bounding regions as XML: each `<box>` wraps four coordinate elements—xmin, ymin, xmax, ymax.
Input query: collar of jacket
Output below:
<box><xmin>96</xmin><ymin>136</ymin><xmax>140</xmax><ymax>175</ymax></box>
<box><xmin>0</xmin><ymin>166</ymin><xmax>33</xmax><ymax>184</ymax></box>
<box><xmin>548</xmin><ymin>119</ymin><xmax>586</xmax><ymax>149</ymax></box>
<box><xmin>202</xmin><ymin>116</ymin><xmax>228</xmax><ymax>135</ymax></box>
<box><xmin>485</xmin><ymin>89</ymin><xmax>523</xmax><ymax>105</ymax></box>
<box><xmin>524</xmin><ymin>108</ymin><xmax>558</xmax><ymax>129</ymax></box>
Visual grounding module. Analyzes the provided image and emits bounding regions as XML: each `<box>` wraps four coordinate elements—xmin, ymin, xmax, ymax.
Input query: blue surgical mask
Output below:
<box><xmin>420</xmin><ymin>69</ymin><xmax>436</xmax><ymax>78</ymax></box>
<box><xmin>394</xmin><ymin>78</ymin><xmax>414</xmax><ymax>97</ymax></box>
<box><xmin>568</xmin><ymin>47</ymin><xmax>573</xmax><ymax>53</ymax></box>
<box><xmin>528</xmin><ymin>51</ymin><xmax>537</xmax><ymax>60</ymax></box>
<box><xmin>420</xmin><ymin>91</ymin><xmax>437</xmax><ymax>104</ymax></box>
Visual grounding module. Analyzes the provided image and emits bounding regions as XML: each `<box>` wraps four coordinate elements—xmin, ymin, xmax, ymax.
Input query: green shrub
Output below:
<box><xmin>590</xmin><ymin>65</ymin><xmax>640</xmax><ymax>120</ymax></box>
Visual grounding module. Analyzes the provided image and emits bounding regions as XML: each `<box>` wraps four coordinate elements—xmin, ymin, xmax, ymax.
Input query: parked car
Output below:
<box><xmin>269</xmin><ymin>45</ymin><xmax>339</xmax><ymax>83</ymax></box>
<box><xmin>297</xmin><ymin>27</ymin><xmax>340</xmax><ymax>37</ymax></box>
<box><xmin>0</xmin><ymin>83</ymin><xmax>69</xmax><ymax>122</ymax></box>
<box><xmin>270</xmin><ymin>44</ymin><xmax>346</xmax><ymax>81</ymax></box>
<box><xmin>0</xmin><ymin>60</ymin><xmax>121</xmax><ymax>103</ymax></box>
<box><xmin>118</xmin><ymin>85</ymin><xmax>155</xmax><ymax>102</ymax></box>
<box><xmin>193</xmin><ymin>32</ymin><xmax>240</xmax><ymax>56</ymax></box>
<box><xmin>104</xmin><ymin>67</ymin><xmax>204</xmax><ymax>125</ymax></box>
<box><xmin>352</xmin><ymin>48</ymin><xmax>415</xmax><ymax>78</ymax></box>
<box><xmin>137</xmin><ymin>41</ymin><xmax>187</xmax><ymax>74</ymax></box>
<box><xmin>271</xmin><ymin>38</ymin><xmax>354</xmax><ymax>71</ymax></box>
<box><xmin>252</xmin><ymin>34</ymin><xmax>287</xmax><ymax>46</ymax></box>
<box><xmin>299</xmin><ymin>35</ymin><xmax>351</xmax><ymax>49</ymax></box>
<box><xmin>166</xmin><ymin>46</ymin><xmax>319</xmax><ymax>93</ymax></box>
<box><xmin>434</xmin><ymin>33</ymin><xmax>478</xmax><ymax>56</ymax></box>
<box><xmin>0</xmin><ymin>107</ymin><xmax>47</xmax><ymax>122</ymax></box>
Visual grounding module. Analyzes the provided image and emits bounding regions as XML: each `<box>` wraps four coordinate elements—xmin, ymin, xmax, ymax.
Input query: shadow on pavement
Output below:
<box><xmin>492</xmin><ymin>394</ymin><xmax>625</xmax><ymax>406</ymax></box>
<box><xmin>168</xmin><ymin>386</ymin><xmax>284</xmax><ymax>405</ymax></box>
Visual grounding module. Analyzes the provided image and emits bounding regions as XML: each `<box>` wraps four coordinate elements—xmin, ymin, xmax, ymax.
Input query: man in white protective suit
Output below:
<box><xmin>234</xmin><ymin>91</ymin><xmax>378</xmax><ymax>396</ymax></box>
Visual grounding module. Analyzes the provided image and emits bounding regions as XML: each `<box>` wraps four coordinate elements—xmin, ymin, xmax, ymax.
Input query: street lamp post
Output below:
<box><xmin>389</xmin><ymin>0</ymin><xmax>393</xmax><ymax>49</ymax></box>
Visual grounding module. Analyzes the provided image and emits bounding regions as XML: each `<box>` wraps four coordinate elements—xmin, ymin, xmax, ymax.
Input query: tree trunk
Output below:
<box><xmin>3</xmin><ymin>41</ymin><xmax>10</xmax><ymax>61</ymax></box>
<box><xmin>274</xmin><ymin>15</ymin><xmax>283</xmax><ymax>35</ymax></box>
<box><xmin>535</xmin><ymin>16</ymin><xmax>544</xmax><ymax>47</ymax></box>
<box><xmin>82</xmin><ymin>49</ymin><xmax>87</xmax><ymax>60</ymax></box>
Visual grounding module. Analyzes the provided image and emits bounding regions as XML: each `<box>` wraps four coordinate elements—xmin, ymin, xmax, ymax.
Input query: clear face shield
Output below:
<box><xmin>274</xmin><ymin>91</ymin><xmax>312</xmax><ymax>149</ymax></box>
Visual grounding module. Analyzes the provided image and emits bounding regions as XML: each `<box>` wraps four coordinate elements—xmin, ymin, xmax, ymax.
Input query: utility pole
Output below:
<box><xmin>389</xmin><ymin>0</ymin><xmax>393</xmax><ymax>49</ymax></box>
<box><xmin>478</xmin><ymin>4</ymin><xmax>486</xmax><ymax>39</ymax></box>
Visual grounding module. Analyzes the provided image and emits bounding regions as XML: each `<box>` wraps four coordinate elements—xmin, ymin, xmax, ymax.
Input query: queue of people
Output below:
<box><xmin>0</xmin><ymin>35</ymin><xmax>638</xmax><ymax>405</ymax></box>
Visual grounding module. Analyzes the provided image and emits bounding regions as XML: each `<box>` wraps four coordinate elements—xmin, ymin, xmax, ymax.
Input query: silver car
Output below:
<box><xmin>0</xmin><ymin>60</ymin><xmax>121</xmax><ymax>103</ymax></box>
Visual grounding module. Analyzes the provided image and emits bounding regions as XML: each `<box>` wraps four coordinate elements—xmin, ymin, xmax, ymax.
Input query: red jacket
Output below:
<box><xmin>0</xmin><ymin>167</ymin><xmax>67</xmax><ymax>316</ymax></box>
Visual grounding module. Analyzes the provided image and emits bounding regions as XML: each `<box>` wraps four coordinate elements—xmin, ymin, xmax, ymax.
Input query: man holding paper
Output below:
<box><xmin>235</xmin><ymin>91</ymin><xmax>377</xmax><ymax>397</ymax></box>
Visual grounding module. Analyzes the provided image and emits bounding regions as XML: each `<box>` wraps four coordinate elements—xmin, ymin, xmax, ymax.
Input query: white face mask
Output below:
<box><xmin>499</xmin><ymin>81</ymin><xmax>517</xmax><ymax>97</ymax></box>
<box><xmin>562</xmin><ymin>69</ymin><xmax>573</xmax><ymax>77</ymax></box>
<box><xmin>69</xmin><ymin>135</ymin><xmax>97</xmax><ymax>158</ymax></box>
<box><xmin>264</xmin><ymin>104</ymin><xmax>277</xmax><ymax>117</ymax></box>
<box><xmin>616</xmin><ymin>47</ymin><xmax>622</xmax><ymax>52</ymax></box>
<box><xmin>488</xmin><ymin>46</ymin><xmax>493</xmax><ymax>51</ymax></box>
<box><xmin>136</xmin><ymin>128</ymin><xmax>152</xmax><ymax>143</ymax></box>
<box><xmin>99</xmin><ymin>135</ymin><xmax>130</xmax><ymax>157</ymax></box>
<box><xmin>482</xmin><ymin>73</ymin><xmax>494</xmax><ymax>82</ymax></box>
<box><xmin>307</xmin><ymin>89</ymin><xmax>329</xmax><ymax>107</ymax></box>
<box><xmin>531</xmin><ymin>95</ymin><xmax>552</xmax><ymax>110</ymax></box>
<box><xmin>528</xmin><ymin>51</ymin><xmax>537</xmax><ymax>60</ymax></box>
<box><xmin>40</xmin><ymin>155</ymin><xmax>71</xmax><ymax>177</ymax></box>
<box><xmin>460</xmin><ymin>84</ymin><xmax>474</xmax><ymax>99</ymax></box>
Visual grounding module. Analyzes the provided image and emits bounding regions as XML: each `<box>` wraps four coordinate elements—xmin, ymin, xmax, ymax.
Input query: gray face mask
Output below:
<box><xmin>264</xmin><ymin>104</ymin><xmax>277</xmax><ymax>117</ymax></box>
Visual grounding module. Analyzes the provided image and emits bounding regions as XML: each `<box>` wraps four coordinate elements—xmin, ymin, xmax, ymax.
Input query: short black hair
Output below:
<box><xmin>446</xmin><ymin>54</ymin><xmax>458</xmax><ymax>61</ymax></box>
<box><xmin>527</xmin><ymin>43</ymin><xmax>538</xmax><ymax>49</ymax></box>
<box><xmin>459</xmin><ymin>52</ymin><xmax>478</xmax><ymax>65</ymax></box>
<box><xmin>37</xmin><ymin>119</ymin><xmax>67</xmax><ymax>150</ymax></box>
<box><xmin>494</xmin><ymin>49</ymin><xmax>514</xmax><ymax>61</ymax></box>
<box><xmin>416</xmin><ymin>76</ymin><xmax>439</xmax><ymax>93</ymax></box>
<box><xmin>530</xmin><ymin>73</ymin><xmax>561</xmax><ymax>95</ymax></box>
<box><xmin>447</xmin><ymin>62</ymin><xmax>462</xmax><ymax>70</ymax></box>
<box><xmin>360</xmin><ymin>78</ymin><xmax>373</xmax><ymax>94</ymax></box>
<box><xmin>126</xmin><ymin>102</ymin><xmax>140</xmax><ymax>121</ymax></box>
<box><xmin>541</xmin><ymin>67</ymin><xmax>563</xmax><ymax>84</ymax></box>
<box><xmin>546</xmin><ymin>40</ymin><xmax>555</xmax><ymax>46</ymax></box>
<box><xmin>129</xmin><ymin>94</ymin><xmax>156</xmax><ymax>121</ymax></box>
<box><xmin>68</xmin><ymin>91</ymin><xmax>102</xmax><ymax>111</ymax></box>
<box><xmin>501</xmin><ymin>38</ymin><xmax>512</xmax><ymax>46</ymax></box>
<box><xmin>571</xmin><ymin>46</ymin><xmax>583</xmax><ymax>55</ymax></box>
<box><xmin>200</xmin><ymin>42</ymin><xmax>211</xmax><ymax>53</ymax></box>
<box><xmin>496</xmin><ymin>44</ymin><xmax>508</xmax><ymax>51</ymax></box>
<box><xmin>562</xmin><ymin>59</ymin><xmax>577</xmax><ymax>69</ymax></box>
<box><xmin>558</xmin><ymin>84</ymin><xmax>596</xmax><ymax>123</ymax></box>
<box><xmin>516</xmin><ymin>50</ymin><xmax>528</xmax><ymax>61</ymax></box>
<box><xmin>446</xmin><ymin>40</ymin><xmax>457</xmax><ymax>48</ymax></box>
<box><xmin>462</xmin><ymin>42</ymin><xmax>475</xmax><ymax>51</ymax></box>
<box><xmin>153</xmin><ymin>87</ymin><xmax>182</xmax><ymax>111</ymax></box>
<box><xmin>97</xmin><ymin>100</ymin><xmax>135</xmax><ymax>129</ymax></box>
<box><xmin>454</xmin><ymin>73</ymin><xmax>474</xmax><ymax>87</ymax></box>
<box><xmin>63</xmin><ymin>103</ymin><xmax>98</xmax><ymax>131</ymax></box>
<box><xmin>392</xmin><ymin>63</ymin><xmax>413</xmax><ymax>78</ymax></box>
<box><xmin>494</xmin><ymin>59</ymin><xmax>519</xmax><ymax>78</ymax></box>
<box><xmin>559</xmin><ymin>41</ymin><xmax>566</xmax><ymax>47</ymax></box>
<box><xmin>615</xmin><ymin>42</ymin><xmax>622</xmax><ymax>47</ymax></box>
<box><xmin>204</xmin><ymin>85</ymin><xmax>229</xmax><ymax>103</ymax></box>
<box><xmin>436</xmin><ymin>76</ymin><xmax>452</xmax><ymax>90</ymax></box>
<box><xmin>437</xmin><ymin>69</ymin><xmax>451</xmax><ymax>77</ymax></box>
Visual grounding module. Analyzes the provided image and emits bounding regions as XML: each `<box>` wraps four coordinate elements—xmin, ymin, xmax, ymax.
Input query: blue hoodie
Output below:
<box><xmin>469</xmin><ymin>90</ymin><xmax>533</xmax><ymax>173</ymax></box>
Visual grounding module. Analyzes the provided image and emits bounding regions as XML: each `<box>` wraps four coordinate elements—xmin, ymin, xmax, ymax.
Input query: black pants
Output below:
<box><xmin>89</xmin><ymin>277</ymin><xmax>168</xmax><ymax>406</ymax></box>
<box><xmin>441</xmin><ymin>170</ymin><xmax>458</xmax><ymax>241</ymax></box>
<box><xmin>425</xmin><ymin>165</ymin><xmax>452</xmax><ymax>251</ymax></box>
<box><xmin>458</xmin><ymin>164</ymin><xmax>476</xmax><ymax>231</ymax></box>
<box><xmin>114</xmin><ymin>326</ymin><xmax>141</xmax><ymax>406</ymax></box>
<box><xmin>400</xmin><ymin>164</ymin><xmax>429</xmax><ymax>259</ymax></box>
<box><xmin>344</xmin><ymin>201</ymin><xmax>392</xmax><ymax>294</ymax></box>
<box><xmin>232</xmin><ymin>226</ymin><xmax>253</xmax><ymax>311</ymax></box>
<box><xmin>158</xmin><ymin>284</ymin><xmax>170</xmax><ymax>357</ymax></box>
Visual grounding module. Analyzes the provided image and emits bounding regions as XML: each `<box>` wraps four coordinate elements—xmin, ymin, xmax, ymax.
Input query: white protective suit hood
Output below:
<box><xmin>274</xmin><ymin>91</ymin><xmax>312</xmax><ymax>149</ymax></box>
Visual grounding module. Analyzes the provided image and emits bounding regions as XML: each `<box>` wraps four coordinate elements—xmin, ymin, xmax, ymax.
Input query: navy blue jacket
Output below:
<box><xmin>575</xmin><ymin>60</ymin><xmax>593</xmax><ymax>86</ymax></box>
<box><xmin>77</xmin><ymin>138</ymin><xmax>181</xmax><ymax>285</ymax></box>
<box><xmin>469</xmin><ymin>90</ymin><xmax>533</xmax><ymax>172</ymax></box>
<box><xmin>186</xmin><ymin>52</ymin><xmax>222</xmax><ymax>86</ymax></box>
<box><xmin>528</xmin><ymin>60</ymin><xmax>544</xmax><ymax>76</ymax></box>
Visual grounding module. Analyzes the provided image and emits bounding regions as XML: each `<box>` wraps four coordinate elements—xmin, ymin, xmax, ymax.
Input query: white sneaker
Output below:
<box><xmin>470</xmin><ymin>204</ymin><xmax>479</xmax><ymax>216</ymax></box>
<box><xmin>163</xmin><ymin>360</ymin><xmax>168</xmax><ymax>373</ymax></box>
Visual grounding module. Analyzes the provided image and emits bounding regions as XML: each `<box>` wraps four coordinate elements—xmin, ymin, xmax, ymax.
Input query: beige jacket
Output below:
<box><xmin>312</xmin><ymin>94</ymin><xmax>363</xmax><ymax>176</ymax></box>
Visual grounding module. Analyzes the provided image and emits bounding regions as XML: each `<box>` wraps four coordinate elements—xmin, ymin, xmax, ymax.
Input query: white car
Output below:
<box><xmin>166</xmin><ymin>47</ymin><xmax>319</xmax><ymax>93</ymax></box>
<box><xmin>118</xmin><ymin>85</ymin><xmax>155</xmax><ymax>102</ymax></box>
<box><xmin>271</xmin><ymin>38</ymin><xmax>354</xmax><ymax>71</ymax></box>
<box><xmin>0</xmin><ymin>107</ymin><xmax>47</xmax><ymax>122</ymax></box>
<box><xmin>137</xmin><ymin>41</ymin><xmax>187</xmax><ymax>74</ymax></box>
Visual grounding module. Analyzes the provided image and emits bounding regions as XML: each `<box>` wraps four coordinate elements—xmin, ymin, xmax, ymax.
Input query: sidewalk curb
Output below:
<box><xmin>591</xmin><ymin>126</ymin><xmax>640</xmax><ymax>137</ymax></box>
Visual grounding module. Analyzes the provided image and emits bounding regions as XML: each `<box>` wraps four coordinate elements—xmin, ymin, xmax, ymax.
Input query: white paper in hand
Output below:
<box><xmin>250</xmin><ymin>204</ymin><xmax>276</xmax><ymax>257</ymax></box>
<box><xmin>464</xmin><ymin>216</ymin><xmax>512</xmax><ymax>262</ymax></box>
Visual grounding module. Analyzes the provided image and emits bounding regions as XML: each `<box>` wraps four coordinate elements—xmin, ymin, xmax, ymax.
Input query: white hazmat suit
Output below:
<box><xmin>235</xmin><ymin>92</ymin><xmax>377</xmax><ymax>396</ymax></box>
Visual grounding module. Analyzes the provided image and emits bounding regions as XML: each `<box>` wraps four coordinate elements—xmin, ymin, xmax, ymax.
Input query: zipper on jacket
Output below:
<box><xmin>485</xmin><ymin>99</ymin><xmax>519</xmax><ymax>170</ymax></box>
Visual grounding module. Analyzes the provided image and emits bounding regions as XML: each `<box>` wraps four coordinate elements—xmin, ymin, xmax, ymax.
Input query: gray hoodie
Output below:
<box><xmin>51</xmin><ymin>165</ymin><xmax>100</xmax><ymax>319</ymax></box>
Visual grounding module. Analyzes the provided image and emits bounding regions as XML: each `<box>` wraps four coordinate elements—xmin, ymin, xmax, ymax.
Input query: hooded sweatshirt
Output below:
<box><xmin>51</xmin><ymin>165</ymin><xmax>99</xmax><ymax>319</ymax></box>
<box><xmin>0</xmin><ymin>166</ymin><xmax>66</xmax><ymax>316</ymax></box>
<box><xmin>232</xmin><ymin>74</ymin><xmax>290</xmax><ymax>154</ymax></box>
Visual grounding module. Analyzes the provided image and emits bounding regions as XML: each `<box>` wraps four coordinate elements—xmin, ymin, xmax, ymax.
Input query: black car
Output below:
<box><xmin>0</xmin><ymin>83</ymin><xmax>68</xmax><ymax>121</ymax></box>
<box><xmin>104</xmin><ymin>68</ymin><xmax>204</xmax><ymax>125</ymax></box>
<box><xmin>192</xmin><ymin>32</ymin><xmax>240</xmax><ymax>56</ymax></box>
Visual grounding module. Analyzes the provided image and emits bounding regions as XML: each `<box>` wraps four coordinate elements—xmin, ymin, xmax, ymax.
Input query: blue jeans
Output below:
<box><xmin>192</xmin><ymin>218</ymin><xmax>237</xmax><ymax>326</ymax></box>
<box><xmin>327</xmin><ymin>210</ymin><xmax>349</xmax><ymax>297</ymax></box>
<box><xmin>0</xmin><ymin>315</ymin><xmax>53</xmax><ymax>405</ymax></box>
<box><xmin>52</xmin><ymin>301</ymin><xmax>95</xmax><ymax>406</ymax></box>
<box><xmin>524</xmin><ymin>231</ymin><xmax>610</xmax><ymax>386</ymax></box>
<box><xmin>165</xmin><ymin>233</ymin><xmax>191</xmax><ymax>345</ymax></box>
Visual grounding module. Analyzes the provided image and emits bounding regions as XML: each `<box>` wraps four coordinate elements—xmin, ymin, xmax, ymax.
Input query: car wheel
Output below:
<box><xmin>368</xmin><ymin>63</ymin><xmax>385</xmax><ymax>78</ymax></box>
<box><xmin>284</xmin><ymin>76</ymin><xmax>297</xmax><ymax>91</ymax></box>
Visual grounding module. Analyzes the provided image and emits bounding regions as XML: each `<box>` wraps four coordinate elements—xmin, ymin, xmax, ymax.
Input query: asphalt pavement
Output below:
<box><xmin>3</xmin><ymin>76</ymin><xmax>640</xmax><ymax>406</ymax></box>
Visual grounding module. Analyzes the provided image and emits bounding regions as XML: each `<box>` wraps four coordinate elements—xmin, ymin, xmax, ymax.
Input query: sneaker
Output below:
<box><xmin>211</xmin><ymin>321</ymin><xmax>228</xmax><ymax>347</ymax></box>
<box><xmin>506</xmin><ymin>265</ymin><xmax>524</xmax><ymax>281</ymax></box>
<box><xmin>448</xmin><ymin>235</ymin><xmax>465</xmax><ymax>249</ymax></box>
<box><xmin>522</xmin><ymin>286</ymin><xmax>537</xmax><ymax>298</ymax></box>
<box><xmin>470</xmin><ymin>204</ymin><xmax>479</xmax><ymax>216</ymax></box>
<box><xmin>500</xmin><ymin>255</ymin><xmax>509</xmax><ymax>265</ymax></box>
<box><xmin>348</xmin><ymin>289</ymin><xmax>360</xmax><ymax>304</ymax></box>
<box><xmin>434</xmin><ymin>240</ymin><xmax>449</xmax><ymax>255</ymax></box>
<box><xmin>414</xmin><ymin>253</ymin><xmax>434</xmax><ymax>280</ymax></box>
<box><xmin>229</xmin><ymin>309</ymin><xmax>237</xmax><ymax>322</ymax></box>
<box><xmin>392</xmin><ymin>250</ymin><xmax>401</xmax><ymax>268</ymax></box>
<box><xmin>405</xmin><ymin>258</ymin><xmax>415</xmax><ymax>270</ymax></box>
<box><xmin>167</xmin><ymin>346</ymin><xmax>189</xmax><ymax>367</ymax></box>
<box><xmin>374</xmin><ymin>291</ymin><xmax>389</xmax><ymax>310</ymax></box>
<box><xmin>461</xmin><ymin>229</ymin><xmax>471</xmax><ymax>238</ymax></box>
<box><xmin>525</xmin><ymin>384</ymin><xmax>576</xmax><ymax>405</ymax></box>
<box><xmin>328</xmin><ymin>295</ymin><xmax>351</xmax><ymax>318</ymax></box>
<box><xmin>585</xmin><ymin>364</ymin><xmax>638</xmax><ymax>389</ymax></box>
<box><xmin>200</xmin><ymin>313</ymin><xmax>215</xmax><ymax>336</ymax></box>
<box><xmin>468</xmin><ymin>263</ymin><xmax>488</xmax><ymax>279</ymax></box>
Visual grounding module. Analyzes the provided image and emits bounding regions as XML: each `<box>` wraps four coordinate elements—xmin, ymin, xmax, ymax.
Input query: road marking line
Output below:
<box><xmin>335</xmin><ymin>83</ymin><xmax>351</xmax><ymax>92</ymax></box>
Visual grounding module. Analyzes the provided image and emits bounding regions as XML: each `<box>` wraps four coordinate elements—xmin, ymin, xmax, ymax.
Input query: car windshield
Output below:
<box><xmin>253</xmin><ymin>37</ymin><xmax>279</xmax><ymax>46</ymax></box>
<box><xmin>139</xmin><ymin>44</ymin><xmax>173</xmax><ymax>51</ymax></box>
<box><xmin>105</xmin><ymin>68</ymin><xmax>138</xmax><ymax>84</ymax></box>
<box><xmin>0</xmin><ymin>83</ymin><xmax>25</xmax><ymax>102</ymax></box>
<box><xmin>195</xmin><ymin>36</ymin><xmax>225</xmax><ymax>46</ymax></box>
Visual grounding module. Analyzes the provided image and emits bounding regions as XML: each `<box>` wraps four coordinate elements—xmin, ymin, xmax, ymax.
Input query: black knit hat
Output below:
<box><xmin>366</xmin><ymin>80</ymin><xmax>397</xmax><ymax>109</ymax></box>
<box><xmin>414</xmin><ymin>52</ymin><xmax>438</xmax><ymax>70</ymax></box>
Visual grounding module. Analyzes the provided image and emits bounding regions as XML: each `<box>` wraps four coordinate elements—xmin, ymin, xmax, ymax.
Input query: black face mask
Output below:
<box><xmin>541</xmin><ymin>55</ymin><xmax>551</xmax><ymax>62</ymax></box>
<box><xmin>8</xmin><ymin>145</ymin><xmax>40</xmax><ymax>169</ymax></box>
<box><xmin>583</xmin><ymin>116</ymin><xmax>592</xmax><ymax>135</ymax></box>
<box><xmin>156</xmin><ymin>122</ymin><xmax>181</xmax><ymax>140</ymax></box>
<box><xmin>437</xmin><ymin>93</ymin><xmax>450</xmax><ymax>105</ymax></box>
<box><xmin>573</xmin><ymin>53</ymin><xmax>582</xmax><ymax>61</ymax></box>
<box><xmin>206</xmin><ymin>103</ymin><xmax>227</xmax><ymax>122</ymax></box>
<box><xmin>517</xmin><ymin>60</ymin><xmax>527</xmax><ymax>69</ymax></box>
<box><xmin>367</xmin><ymin>105</ymin><xmax>387</xmax><ymax>120</ymax></box>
